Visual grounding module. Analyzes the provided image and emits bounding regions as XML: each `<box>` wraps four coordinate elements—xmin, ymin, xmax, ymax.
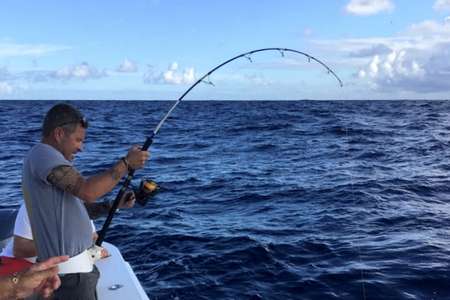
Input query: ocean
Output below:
<box><xmin>1</xmin><ymin>100</ymin><xmax>450</xmax><ymax>299</ymax></box>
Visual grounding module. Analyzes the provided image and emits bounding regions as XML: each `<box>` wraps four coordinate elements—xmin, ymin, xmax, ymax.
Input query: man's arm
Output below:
<box><xmin>46</xmin><ymin>146</ymin><xmax>149</xmax><ymax>203</ymax></box>
<box><xmin>84</xmin><ymin>202</ymin><xmax>110</xmax><ymax>219</ymax></box>
<box><xmin>84</xmin><ymin>190</ymin><xmax>136</xmax><ymax>219</ymax></box>
<box><xmin>47</xmin><ymin>160</ymin><xmax>127</xmax><ymax>204</ymax></box>
<box><xmin>13</xmin><ymin>236</ymin><xmax>37</xmax><ymax>259</ymax></box>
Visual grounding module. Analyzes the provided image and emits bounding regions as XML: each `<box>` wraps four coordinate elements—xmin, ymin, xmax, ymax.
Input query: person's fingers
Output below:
<box><xmin>41</xmin><ymin>289</ymin><xmax>52</xmax><ymax>298</ymax></box>
<box><xmin>15</xmin><ymin>267</ymin><xmax>59</xmax><ymax>298</ymax></box>
<box><xmin>40</xmin><ymin>275</ymin><xmax>61</xmax><ymax>297</ymax></box>
<box><xmin>41</xmin><ymin>283</ymin><xmax>55</xmax><ymax>298</ymax></box>
<box><xmin>40</xmin><ymin>283</ymin><xmax>52</xmax><ymax>298</ymax></box>
<box><xmin>48</xmin><ymin>274</ymin><xmax>61</xmax><ymax>289</ymax></box>
<box><xmin>119</xmin><ymin>191</ymin><xmax>132</xmax><ymax>207</ymax></box>
<box><xmin>35</xmin><ymin>278</ymin><xmax>47</xmax><ymax>293</ymax></box>
<box><xmin>29</xmin><ymin>267</ymin><xmax>58</xmax><ymax>283</ymax></box>
<box><xmin>29</xmin><ymin>256</ymin><xmax>69</xmax><ymax>272</ymax></box>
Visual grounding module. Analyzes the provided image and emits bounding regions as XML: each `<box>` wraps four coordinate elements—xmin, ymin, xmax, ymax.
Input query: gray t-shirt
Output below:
<box><xmin>22</xmin><ymin>143</ymin><xmax>93</xmax><ymax>260</ymax></box>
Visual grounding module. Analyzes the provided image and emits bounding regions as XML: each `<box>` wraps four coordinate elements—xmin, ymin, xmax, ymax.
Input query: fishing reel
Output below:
<box><xmin>128</xmin><ymin>178</ymin><xmax>159</xmax><ymax>206</ymax></box>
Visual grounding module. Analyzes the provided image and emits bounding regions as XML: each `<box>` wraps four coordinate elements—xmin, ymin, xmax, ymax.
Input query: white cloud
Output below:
<box><xmin>0</xmin><ymin>42</ymin><xmax>69</xmax><ymax>58</ymax></box>
<box><xmin>434</xmin><ymin>0</ymin><xmax>450</xmax><ymax>12</ymax></box>
<box><xmin>313</xmin><ymin>18</ymin><xmax>450</xmax><ymax>94</ymax></box>
<box><xmin>359</xmin><ymin>50</ymin><xmax>425</xmax><ymax>79</ymax></box>
<box><xmin>314</xmin><ymin>20</ymin><xmax>450</xmax><ymax>56</ymax></box>
<box><xmin>0</xmin><ymin>81</ymin><xmax>14</xmax><ymax>95</ymax></box>
<box><xmin>145</xmin><ymin>62</ymin><xmax>196</xmax><ymax>85</ymax></box>
<box><xmin>52</xmin><ymin>62</ymin><xmax>107</xmax><ymax>80</ymax></box>
<box><xmin>345</xmin><ymin>0</ymin><xmax>394</xmax><ymax>16</ymax></box>
<box><xmin>162</xmin><ymin>62</ymin><xmax>195</xmax><ymax>85</ymax></box>
<box><xmin>356</xmin><ymin>20</ymin><xmax>450</xmax><ymax>93</ymax></box>
<box><xmin>116</xmin><ymin>58</ymin><xmax>138</xmax><ymax>73</ymax></box>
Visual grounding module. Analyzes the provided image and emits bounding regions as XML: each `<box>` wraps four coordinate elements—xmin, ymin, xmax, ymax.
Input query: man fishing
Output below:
<box><xmin>22</xmin><ymin>103</ymin><xmax>150</xmax><ymax>299</ymax></box>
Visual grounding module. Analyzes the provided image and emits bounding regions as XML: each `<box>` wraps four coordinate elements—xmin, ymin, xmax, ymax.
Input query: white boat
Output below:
<box><xmin>0</xmin><ymin>209</ymin><xmax>149</xmax><ymax>300</ymax></box>
<box><xmin>96</xmin><ymin>242</ymin><xmax>148</xmax><ymax>299</ymax></box>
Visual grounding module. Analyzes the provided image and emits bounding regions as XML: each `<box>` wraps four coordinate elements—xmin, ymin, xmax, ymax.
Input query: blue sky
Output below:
<box><xmin>1</xmin><ymin>0</ymin><xmax>450</xmax><ymax>100</ymax></box>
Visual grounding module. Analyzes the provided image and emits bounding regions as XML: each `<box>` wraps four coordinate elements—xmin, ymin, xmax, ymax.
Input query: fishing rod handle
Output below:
<box><xmin>96</xmin><ymin>181</ymin><xmax>129</xmax><ymax>246</ymax></box>
<box><xmin>142</xmin><ymin>134</ymin><xmax>154</xmax><ymax>151</ymax></box>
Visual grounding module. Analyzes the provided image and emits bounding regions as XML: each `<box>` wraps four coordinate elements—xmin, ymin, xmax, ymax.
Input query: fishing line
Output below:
<box><xmin>344</xmin><ymin>118</ymin><xmax>367</xmax><ymax>300</ymax></box>
<box><xmin>333</xmin><ymin>81</ymin><xmax>367</xmax><ymax>299</ymax></box>
<box><xmin>96</xmin><ymin>47</ymin><xmax>343</xmax><ymax>246</ymax></box>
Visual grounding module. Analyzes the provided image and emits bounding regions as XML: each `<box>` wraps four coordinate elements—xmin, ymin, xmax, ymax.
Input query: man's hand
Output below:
<box><xmin>14</xmin><ymin>255</ymin><xmax>69</xmax><ymax>299</ymax></box>
<box><xmin>125</xmin><ymin>146</ymin><xmax>150</xmax><ymax>170</ymax></box>
<box><xmin>118</xmin><ymin>190</ymin><xmax>136</xmax><ymax>209</ymax></box>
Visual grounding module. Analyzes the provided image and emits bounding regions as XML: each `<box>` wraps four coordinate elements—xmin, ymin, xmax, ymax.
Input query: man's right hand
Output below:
<box><xmin>125</xmin><ymin>146</ymin><xmax>150</xmax><ymax>170</ymax></box>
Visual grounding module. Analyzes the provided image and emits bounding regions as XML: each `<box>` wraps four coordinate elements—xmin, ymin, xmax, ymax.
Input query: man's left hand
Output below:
<box><xmin>118</xmin><ymin>190</ymin><xmax>135</xmax><ymax>209</ymax></box>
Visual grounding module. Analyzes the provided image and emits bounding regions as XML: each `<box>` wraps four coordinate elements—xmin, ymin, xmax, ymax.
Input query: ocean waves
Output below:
<box><xmin>2</xmin><ymin>100</ymin><xmax>450</xmax><ymax>299</ymax></box>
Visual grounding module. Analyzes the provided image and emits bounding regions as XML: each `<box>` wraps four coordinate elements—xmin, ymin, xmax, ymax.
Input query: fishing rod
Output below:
<box><xmin>96</xmin><ymin>47</ymin><xmax>343</xmax><ymax>246</ymax></box>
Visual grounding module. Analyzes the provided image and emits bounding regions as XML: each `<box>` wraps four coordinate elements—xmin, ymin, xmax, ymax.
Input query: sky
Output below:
<box><xmin>1</xmin><ymin>0</ymin><xmax>450</xmax><ymax>100</ymax></box>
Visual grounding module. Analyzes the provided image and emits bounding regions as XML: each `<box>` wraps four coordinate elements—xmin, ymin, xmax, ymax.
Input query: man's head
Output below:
<box><xmin>42</xmin><ymin>103</ymin><xmax>88</xmax><ymax>137</ymax></box>
<box><xmin>42</xmin><ymin>103</ymin><xmax>89</xmax><ymax>161</ymax></box>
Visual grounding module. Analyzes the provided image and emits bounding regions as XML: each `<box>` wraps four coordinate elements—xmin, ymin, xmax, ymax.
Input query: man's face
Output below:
<box><xmin>59</xmin><ymin>124</ymin><xmax>86</xmax><ymax>161</ymax></box>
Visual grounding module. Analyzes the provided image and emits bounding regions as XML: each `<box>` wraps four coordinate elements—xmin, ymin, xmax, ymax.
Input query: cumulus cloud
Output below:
<box><xmin>163</xmin><ymin>62</ymin><xmax>195</xmax><ymax>84</ymax></box>
<box><xmin>312</xmin><ymin>18</ymin><xmax>450</xmax><ymax>94</ymax></box>
<box><xmin>0</xmin><ymin>42</ymin><xmax>69</xmax><ymax>58</ymax></box>
<box><xmin>434</xmin><ymin>0</ymin><xmax>450</xmax><ymax>12</ymax></box>
<box><xmin>144</xmin><ymin>62</ymin><xmax>196</xmax><ymax>85</ymax></box>
<box><xmin>0</xmin><ymin>62</ymin><xmax>108</xmax><ymax>83</ymax></box>
<box><xmin>358</xmin><ymin>50</ymin><xmax>424</xmax><ymax>83</ymax></box>
<box><xmin>51</xmin><ymin>62</ymin><xmax>107</xmax><ymax>80</ymax></box>
<box><xmin>0</xmin><ymin>62</ymin><xmax>107</xmax><ymax>94</ymax></box>
<box><xmin>355</xmin><ymin>20</ymin><xmax>450</xmax><ymax>93</ymax></box>
<box><xmin>358</xmin><ymin>47</ymin><xmax>450</xmax><ymax>93</ymax></box>
<box><xmin>345</xmin><ymin>0</ymin><xmax>394</xmax><ymax>16</ymax></box>
<box><xmin>116</xmin><ymin>58</ymin><xmax>138</xmax><ymax>73</ymax></box>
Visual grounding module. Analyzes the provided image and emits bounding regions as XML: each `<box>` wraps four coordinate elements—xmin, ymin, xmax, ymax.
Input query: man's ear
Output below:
<box><xmin>53</xmin><ymin>127</ymin><xmax>65</xmax><ymax>143</ymax></box>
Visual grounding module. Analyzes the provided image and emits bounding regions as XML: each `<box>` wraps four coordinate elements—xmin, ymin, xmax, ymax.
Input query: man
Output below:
<box><xmin>22</xmin><ymin>103</ymin><xmax>149</xmax><ymax>299</ymax></box>
<box><xmin>0</xmin><ymin>255</ymin><xmax>68</xmax><ymax>300</ymax></box>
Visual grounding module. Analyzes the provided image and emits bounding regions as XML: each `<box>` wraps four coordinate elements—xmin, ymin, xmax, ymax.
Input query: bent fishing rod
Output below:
<box><xmin>96</xmin><ymin>47</ymin><xmax>343</xmax><ymax>246</ymax></box>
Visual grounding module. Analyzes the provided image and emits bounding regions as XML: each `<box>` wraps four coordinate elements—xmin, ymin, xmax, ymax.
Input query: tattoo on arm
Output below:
<box><xmin>84</xmin><ymin>202</ymin><xmax>111</xmax><ymax>219</ymax></box>
<box><xmin>47</xmin><ymin>165</ymin><xmax>83</xmax><ymax>195</ymax></box>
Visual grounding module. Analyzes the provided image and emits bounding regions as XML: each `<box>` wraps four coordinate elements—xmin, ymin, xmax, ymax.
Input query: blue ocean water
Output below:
<box><xmin>1</xmin><ymin>100</ymin><xmax>450</xmax><ymax>299</ymax></box>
